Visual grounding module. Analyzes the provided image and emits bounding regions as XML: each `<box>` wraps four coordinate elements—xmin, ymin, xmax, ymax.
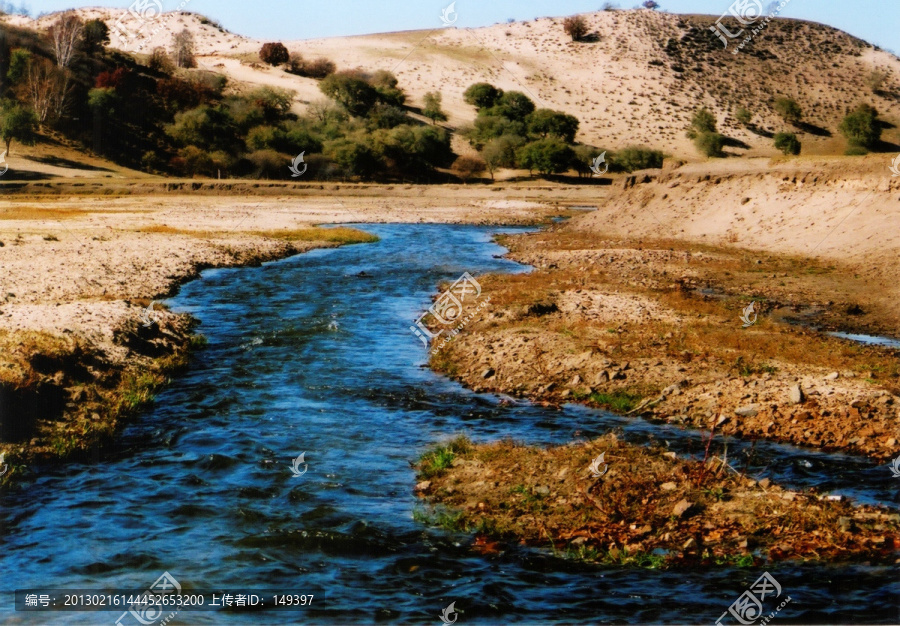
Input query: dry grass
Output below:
<box><xmin>133</xmin><ymin>224</ymin><xmax>378</xmax><ymax>244</ymax></box>
<box><xmin>0</xmin><ymin>206</ymin><xmax>90</xmax><ymax>220</ymax></box>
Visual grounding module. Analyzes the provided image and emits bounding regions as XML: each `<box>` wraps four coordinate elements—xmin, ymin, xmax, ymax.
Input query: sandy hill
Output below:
<box><xmin>4</xmin><ymin>7</ymin><xmax>900</xmax><ymax>160</ymax></box>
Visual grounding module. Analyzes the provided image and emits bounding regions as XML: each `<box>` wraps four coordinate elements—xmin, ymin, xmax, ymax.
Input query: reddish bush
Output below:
<box><xmin>95</xmin><ymin>67</ymin><xmax>127</xmax><ymax>89</ymax></box>
<box><xmin>157</xmin><ymin>77</ymin><xmax>216</xmax><ymax>111</ymax></box>
<box><xmin>259</xmin><ymin>42</ymin><xmax>290</xmax><ymax>66</ymax></box>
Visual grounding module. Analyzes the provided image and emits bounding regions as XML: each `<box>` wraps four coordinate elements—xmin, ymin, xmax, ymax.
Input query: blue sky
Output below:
<box><xmin>20</xmin><ymin>0</ymin><xmax>900</xmax><ymax>54</ymax></box>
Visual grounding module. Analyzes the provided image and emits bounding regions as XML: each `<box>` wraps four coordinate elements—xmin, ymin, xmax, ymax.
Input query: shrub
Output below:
<box><xmin>7</xmin><ymin>48</ymin><xmax>31</xmax><ymax>84</ymax></box>
<box><xmin>865</xmin><ymin>70</ymin><xmax>889</xmax><ymax>94</ymax></box>
<box><xmin>528</xmin><ymin>108</ymin><xmax>579</xmax><ymax>143</ymax></box>
<box><xmin>773</xmin><ymin>97</ymin><xmax>802</xmax><ymax>125</ymax></box>
<box><xmin>563</xmin><ymin>16</ymin><xmax>589</xmax><ymax>41</ymax></box>
<box><xmin>95</xmin><ymin>68</ymin><xmax>127</xmax><ymax>89</ymax></box>
<box><xmin>0</xmin><ymin>103</ymin><xmax>38</xmax><ymax>153</ymax></box>
<box><xmin>643</xmin><ymin>1</ymin><xmax>660</xmax><ymax>8</ymax></box>
<box><xmin>173</xmin><ymin>29</ymin><xmax>196</xmax><ymax>68</ymax></box>
<box><xmin>688</xmin><ymin>107</ymin><xmax>717</xmax><ymax>137</ymax></box>
<box><xmin>844</xmin><ymin>145</ymin><xmax>869</xmax><ymax>156</ymax></box>
<box><xmin>303</xmin><ymin>58</ymin><xmax>337</xmax><ymax>79</ymax></box>
<box><xmin>259</xmin><ymin>42</ymin><xmax>289</xmax><ymax>66</ymax></box>
<box><xmin>517</xmin><ymin>138</ymin><xmax>575</xmax><ymax>175</ymax></box>
<box><xmin>423</xmin><ymin>91</ymin><xmax>448</xmax><ymax>124</ymax></box>
<box><xmin>610</xmin><ymin>146</ymin><xmax>664</xmax><ymax>172</ymax></box>
<box><xmin>452</xmin><ymin>155</ymin><xmax>486</xmax><ymax>182</ymax></box>
<box><xmin>773</xmin><ymin>132</ymin><xmax>801</xmax><ymax>155</ymax></box>
<box><xmin>735</xmin><ymin>107</ymin><xmax>752</xmax><ymax>127</ymax></box>
<box><xmin>370</xmin><ymin>70</ymin><xmax>406</xmax><ymax>106</ymax></box>
<box><xmin>319</xmin><ymin>72</ymin><xmax>379</xmax><ymax>117</ymax></box>
<box><xmin>481</xmin><ymin>134</ymin><xmax>525</xmax><ymax>179</ymax></box>
<box><xmin>147</xmin><ymin>47</ymin><xmax>175</xmax><ymax>74</ymax></box>
<box><xmin>694</xmin><ymin>131</ymin><xmax>725</xmax><ymax>157</ymax></box>
<box><xmin>839</xmin><ymin>103</ymin><xmax>881</xmax><ymax>149</ymax></box>
<box><xmin>80</xmin><ymin>19</ymin><xmax>109</xmax><ymax>55</ymax></box>
<box><xmin>246</xmin><ymin>148</ymin><xmax>291</xmax><ymax>179</ymax></box>
<box><xmin>463</xmin><ymin>82</ymin><xmax>504</xmax><ymax>110</ymax></box>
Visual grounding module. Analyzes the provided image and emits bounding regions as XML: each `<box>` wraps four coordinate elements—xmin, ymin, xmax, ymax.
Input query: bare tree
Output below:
<box><xmin>48</xmin><ymin>13</ymin><xmax>83</xmax><ymax>68</ymax></box>
<box><xmin>172</xmin><ymin>29</ymin><xmax>196</xmax><ymax>69</ymax></box>
<box><xmin>24</xmin><ymin>59</ymin><xmax>70</xmax><ymax>123</ymax></box>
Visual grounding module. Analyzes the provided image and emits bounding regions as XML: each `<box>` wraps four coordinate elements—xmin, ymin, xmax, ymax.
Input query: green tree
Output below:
<box><xmin>165</xmin><ymin>105</ymin><xmax>240</xmax><ymax>152</ymax></box>
<box><xmin>324</xmin><ymin>137</ymin><xmax>382</xmax><ymax>179</ymax></box>
<box><xmin>0</xmin><ymin>103</ymin><xmax>38</xmax><ymax>154</ymax></box>
<box><xmin>694</xmin><ymin>131</ymin><xmax>724</xmax><ymax>158</ymax></box>
<box><xmin>773</xmin><ymin>97</ymin><xmax>802</xmax><ymax>125</ymax></box>
<box><xmin>838</xmin><ymin>104</ymin><xmax>881</xmax><ymax>149</ymax></box>
<box><xmin>528</xmin><ymin>109</ymin><xmax>579</xmax><ymax>143</ymax></box>
<box><xmin>87</xmin><ymin>87</ymin><xmax>119</xmax><ymax>115</ymax></box>
<box><xmin>370</xmin><ymin>70</ymin><xmax>406</xmax><ymax>106</ymax></box>
<box><xmin>610</xmin><ymin>146</ymin><xmax>664</xmax><ymax>172</ymax></box>
<box><xmin>773</xmin><ymin>132</ymin><xmax>801</xmax><ymax>155</ymax></box>
<box><xmin>490</xmin><ymin>91</ymin><xmax>536</xmax><ymax>122</ymax></box>
<box><xmin>422</xmin><ymin>91</ymin><xmax>448</xmax><ymax>124</ymax></box>
<box><xmin>481</xmin><ymin>134</ymin><xmax>524</xmax><ymax>179</ymax></box>
<box><xmin>319</xmin><ymin>72</ymin><xmax>379</xmax><ymax>117</ymax></box>
<box><xmin>7</xmin><ymin>48</ymin><xmax>31</xmax><ymax>84</ymax></box>
<box><xmin>688</xmin><ymin>107</ymin><xmax>717</xmax><ymax>138</ymax></box>
<box><xmin>463</xmin><ymin>82</ymin><xmax>503</xmax><ymax>110</ymax></box>
<box><xmin>80</xmin><ymin>19</ymin><xmax>109</xmax><ymax>55</ymax></box>
<box><xmin>517</xmin><ymin>138</ymin><xmax>574</xmax><ymax>175</ymax></box>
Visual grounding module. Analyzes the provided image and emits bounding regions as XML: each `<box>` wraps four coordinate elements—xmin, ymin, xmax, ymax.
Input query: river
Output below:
<box><xmin>1</xmin><ymin>224</ymin><xmax>897</xmax><ymax>624</ymax></box>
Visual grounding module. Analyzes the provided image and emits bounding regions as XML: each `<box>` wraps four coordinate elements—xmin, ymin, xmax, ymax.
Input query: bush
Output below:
<box><xmin>147</xmin><ymin>47</ymin><xmax>175</xmax><ymax>74</ymax></box>
<box><xmin>735</xmin><ymin>107</ymin><xmax>752</xmax><ymax>127</ymax></box>
<box><xmin>689</xmin><ymin>107</ymin><xmax>717</xmax><ymax>137</ymax></box>
<box><xmin>563</xmin><ymin>16</ymin><xmax>589</xmax><ymax>41</ymax></box>
<box><xmin>610</xmin><ymin>146</ymin><xmax>664</xmax><ymax>172</ymax></box>
<box><xmin>259</xmin><ymin>42</ymin><xmax>290</xmax><ymax>66</ymax></box>
<box><xmin>423</xmin><ymin>91</ymin><xmax>447</xmax><ymax>124</ymax></box>
<box><xmin>844</xmin><ymin>145</ymin><xmax>869</xmax><ymax>156</ymax></box>
<box><xmin>865</xmin><ymin>70</ymin><xmax>889</xmax><ymax>94</ymax></box>
<box><xmin>773</xmin><ymin>132</ymin><xmax>801</xmax><ymax>155</ymax></box>
<box><xmin>528</xmin><ymin>109</ymin><xmax>579</xmax><ymax>143</ymax></box>
<box><xmin>80</xmin><ymin>19</ymin><xmax>109</xmax><ymax>55</ymax></box>
<box><xmin>320</xmin><ymin>72</ymin><xmax>379</xmax><ymax>117</ymax></box>
<box><xmin>481</xmin><ymin>134</ymin><xmax>524</xmax><ymax>179</ymax></box>
<box><xmin>463</xmin><ymin>82</ymin><xmax>504</xmax><ymax>110</ymax></box>
<box><xmin>452</xmin><ymin>155</ymin><xmax>486</xmax><ymax>182</ymax></box>
<box><xmin>246</xmin><ymin>148</ymin><xmax>291</xmax><ymax>179</ymax></box>
<box><xmin>7</xmin><ymin>48</ymin><xmax>31</xmax><ymax>85</ymax></box>
<box><xmin>694</xmin><ymin>131</ymin><xmax>725</xmax><ymax>157</ymax></box>
<box><xmin>517</xmin><ymin>138</ymin><xmax>575</xmax><ymax>175</ymax></box>
<box><xmin>773</xmin><ymin>97</ymin><xmax>802</xmax><ymax>125</ymax></box>
<box><xmin>303</xmin><ymin>58</ymin><xmax>337</xmax><ymax>79</ymax></box>
<box><xmin>839</xmin><ymin>104</ymin><xmax>881</xmax><ymax>149</ymax></box>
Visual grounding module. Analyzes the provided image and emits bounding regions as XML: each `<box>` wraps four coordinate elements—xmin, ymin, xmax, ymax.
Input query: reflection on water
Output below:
<box><xmin>0</xmin><ymin>224</ymin><xmax>897</xmax><ymax>624</ymax></box>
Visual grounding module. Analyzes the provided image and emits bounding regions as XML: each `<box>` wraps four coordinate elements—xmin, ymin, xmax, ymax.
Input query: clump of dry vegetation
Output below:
<box><xmin>415</xmin><ymin>434</ymin><xmax>900</xmax><ymax>567</ymax></box>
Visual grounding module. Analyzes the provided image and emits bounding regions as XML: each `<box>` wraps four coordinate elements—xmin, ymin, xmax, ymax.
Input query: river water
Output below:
<box><xmin>1</xmin><ymin>224</ymin><xmax>897</xmax><ymax>624</ymax></box>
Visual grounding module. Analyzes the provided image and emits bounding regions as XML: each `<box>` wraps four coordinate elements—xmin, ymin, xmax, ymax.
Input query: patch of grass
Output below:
<box><xmin>249</xmin><ymin>227</ymin><xmax>379</xmax><ymax>245</ymax></box>
<box><xmin>418</xmin><ymin>436</ymin><xmax>472</xmax><ymax>479</ymax></box>
<box><xmin>589</xmin><ymin>390</ymin><xmax>643</xmax><ymax>412</ymax></box>
<box><xmin>412</xmin><ymin>506</ymin><xmax>467</xmax><ymax>531</ymax></box>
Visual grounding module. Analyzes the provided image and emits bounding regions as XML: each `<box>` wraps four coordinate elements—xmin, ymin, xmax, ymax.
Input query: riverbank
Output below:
<box><xmin>0</xmin><ymin>191</ymin><xmax>565</xmax><ymax>484</ymax></box>
<box><xmin>414</xmin><ymin>434</ymin><xmax>900</xmax><ymax>567</ymax></box>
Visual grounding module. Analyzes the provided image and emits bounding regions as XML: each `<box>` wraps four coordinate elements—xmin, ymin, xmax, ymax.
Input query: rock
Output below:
<box><xmin>672</xmin><ymin>499</ymin><xmax>692</xmax><ymax>518</ymax></box>
<box><xmin>534</xmin><ymin>485</ymin><xmax>550</xmax><ymax>496</ymax></box>
<box><xmin>734</xmin><ymin>404</ymin><xmax>759</xmax><ymax>417</ymax></box>
<box><xmin>682</xmin><ymin>537</ymin><xmax>696</xmax><ymax>549</ymax></box>
<box><xmin>570</xmin><ymin>374</ymin><xmax>582</xmax><ymax>386</ymax></box>
<box><xmin>788</xmin><ymin>385</ymin><xmax>804</xmax><ymax>405</ymax></box>
<box><xmin>663</xmin><ymin>451</ymin><xmax>677</xmax><ymax>459</ymax></box>
<box><xmin>570</xmin><ymin>537</ymin><xmax>587</xmax><ymax>546</ymax></box>
<box><xmin>663</xmin><ymin>383</ymin><xmax>680</xmax><ymax>396</ymax></box>
<box><xmin>415</xmin><ymin>480</ymin><xmax>432</xmax><ymax>492</ymax></box>
<box><xmin>838</xmin><ymin>517</ymin><xmax>854</xmax><ymax>533</ymax></box>
<box><xmin>660</xmin><ymin>482</ymin><xmax>677</xmax><ymax>491</ymax></box>
<box><xmin>758</xmin><ymin>478</ymin><xmax>771</xmax><ymax>488</ymax></box>
<box><xmin>887</xmin><ymin>438</ymin><xmax>897</xmax><ymax>447</ymax></box>
<box><xmin>825</xmin><ymin>372</ymin><xmax>840</xmax><ymax>380</ymax></box>
<box><xmin>481</xmin><ymin>368</ymin><xmax>495</xmax><ymax>379</ymax></box>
